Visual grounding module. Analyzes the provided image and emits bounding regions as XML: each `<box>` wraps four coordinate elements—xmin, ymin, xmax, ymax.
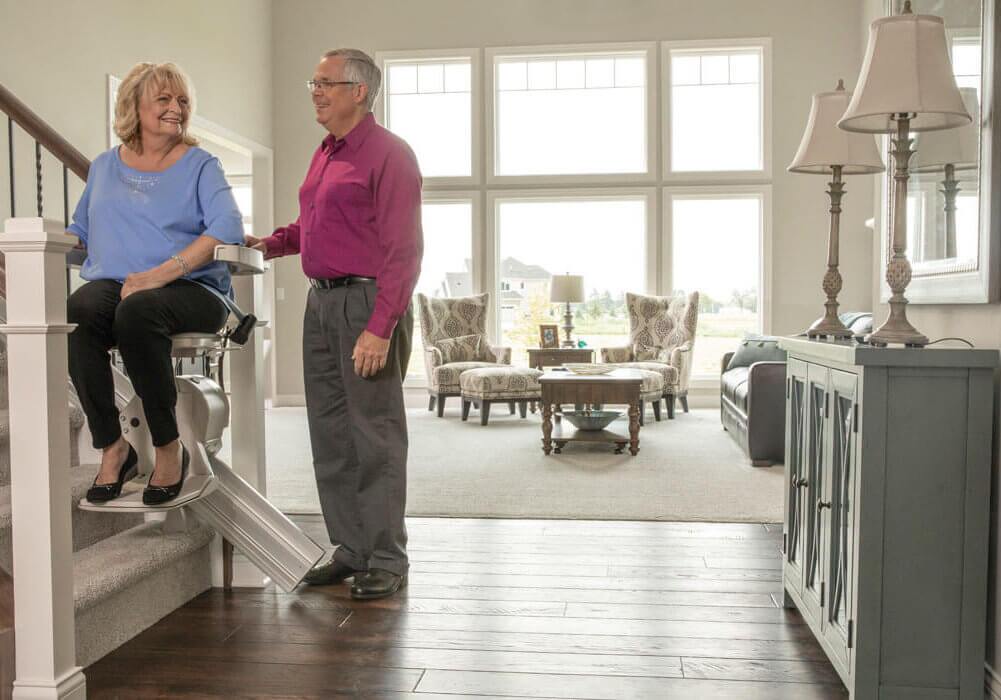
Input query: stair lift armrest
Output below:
<box><xmin>214</xmin><ymin>245</ymin><xmax>265</xmax><ymax>276</ymax></box>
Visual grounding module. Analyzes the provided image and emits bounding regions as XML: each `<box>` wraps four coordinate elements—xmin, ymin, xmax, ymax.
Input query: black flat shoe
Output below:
<box><xmin>351</xmin><ymin>569</ymin><xmax>407</xmax><ymax>600</ymax></box>
<box><xmin>302</xmin><ymin>556</ymin><xmax>366</xmax><ymax>586</ymax></box>
<box><xmin>142</xmin><ymin>444</ymin><xmax>189</xmax><ymax>506</ymax></box>
<box><xmin>86</xmin><ymin>444</ymin><xmax>139</xmax><ymax>503</ymax></box>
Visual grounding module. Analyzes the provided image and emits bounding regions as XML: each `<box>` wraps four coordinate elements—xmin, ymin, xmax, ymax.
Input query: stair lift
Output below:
<box><xmin>78</xmin><ymin>245</ymin><xmax>324</xmax><ymax>592</ymax></box>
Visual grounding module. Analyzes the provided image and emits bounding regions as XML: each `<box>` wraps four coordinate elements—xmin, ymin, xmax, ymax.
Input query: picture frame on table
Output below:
<box><xmin>539</xmin><ymin>324</ymin><xmax>560</xmax><ymax>349</ymax></box>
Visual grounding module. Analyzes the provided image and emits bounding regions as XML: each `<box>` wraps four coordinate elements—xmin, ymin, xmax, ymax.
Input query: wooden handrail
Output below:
<box><xmin>0</xmin><ymin>83</ymin><xmax>90</xmax><ymax>181</ymax></box>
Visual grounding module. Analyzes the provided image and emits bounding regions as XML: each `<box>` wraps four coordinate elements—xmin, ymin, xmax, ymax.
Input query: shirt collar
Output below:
<box><xmin>321</xmin><ymin>112</ymin><xmax>376</xmax><ymax>155</ymax></box>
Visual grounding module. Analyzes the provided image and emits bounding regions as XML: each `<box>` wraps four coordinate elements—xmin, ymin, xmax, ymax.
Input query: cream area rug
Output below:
<box><xmin>227</xmin><ymin>402</ymin><xmax>784</xmax><ymax>523</ymax></box>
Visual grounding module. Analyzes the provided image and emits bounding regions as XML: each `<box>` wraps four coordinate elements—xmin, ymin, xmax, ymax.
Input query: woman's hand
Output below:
<box><xmin>245</xmin><ymin>234</ymin><xmax>267</xmax><ymax>253</ymax></box>
<box><xmin>120</xmin><ymin>269</ymin><xmax>169</xmax><ymax>300</ymax></box>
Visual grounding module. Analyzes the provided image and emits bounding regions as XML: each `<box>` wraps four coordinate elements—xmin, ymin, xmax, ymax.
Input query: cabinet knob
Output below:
<box><xmin>795</xmin><ymin>478</ymin><xmax>808</xmax><ymax>488</ymax></box>
<box><xmin>817</xmin><ymin>499</ymin><xmax>832</xmax><ymax>511</ymax></box>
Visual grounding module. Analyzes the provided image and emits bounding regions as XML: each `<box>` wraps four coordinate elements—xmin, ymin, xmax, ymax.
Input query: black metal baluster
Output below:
<box><xmin>7</xmin><ymin>116</ymin><xmax>13</xmax><ymax>217</ymax></box>
<box><xmin>35</xmin><ymin>140</ymin><xmax>42</xmax><ymax>217</ymax></box>
<box><xmin>63</xmin><ymin>165</ymin><xmax>68</xmax><ymax>227</ymax></box>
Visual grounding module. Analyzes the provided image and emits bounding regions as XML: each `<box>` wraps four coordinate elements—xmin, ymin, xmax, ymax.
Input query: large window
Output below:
<box><xmin>496</xmin><ymin>195</ymin><xmax>648</xmax><ymax>365</ymax></box>
<box><xmin>493</xmin><ymin>49</ymin><xmax>649</xmax><ymax>177</ymax></box>
<box><xmin>407</xmin><ymin>198</ymin><xmax>475</xmax><ymax>380</ymax></box>
<box><xmin>668</xmin><ymin>190</ymin><xmax>766</xmax><ymax>377</ymax></box>
<box><xmin>377</xmin><ymin>40</ymin><xmax>771</xmax><ymax>388</ymax></box>
<box><xmin>665</xmin><ymin>40</ymin><xmax>770</xmax><ymax>177</ymax></box>
<box><xmin>384</xmin><ymin>55</ymin><xmax>474</xmax><ymax>178</ymax></box>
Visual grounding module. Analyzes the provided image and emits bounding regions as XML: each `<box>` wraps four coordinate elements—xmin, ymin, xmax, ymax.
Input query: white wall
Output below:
<box><xmin>268</xmin><ymin>0</ymin><xmax>874</xmax><ymax>401</ymax></box>
<box><xmin>0</xmin><ymin>0</ymin><xmax>273</xmax><ymax>215</ymax></box>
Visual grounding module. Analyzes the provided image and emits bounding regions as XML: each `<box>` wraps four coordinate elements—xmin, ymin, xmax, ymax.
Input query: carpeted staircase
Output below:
<box><xmin>0</xmin><ymin>343</ymin><xmax>215</xmax><ymax>668</ymax></box>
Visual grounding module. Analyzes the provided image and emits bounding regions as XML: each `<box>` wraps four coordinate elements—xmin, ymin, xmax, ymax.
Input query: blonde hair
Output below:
<box><xmin>114</xmin><ymin>62</ymin><xmax>198</xmax><ymax>154</ymax></box>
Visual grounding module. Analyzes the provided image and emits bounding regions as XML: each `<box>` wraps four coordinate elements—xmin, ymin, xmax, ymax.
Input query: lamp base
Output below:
<box><xmin>865</xmin><ymin>301</ymin><xmax>928</xmax><ymax>347</ymax></box>
<box><xmin>806</xmin><ymin>318</ymin><xmax>853</xmax><ymax>340</ymax></box>
<box><xmin>561</xmin><ymin>303</ymin><xmax>575</xmax><ymax>348</ymax></box>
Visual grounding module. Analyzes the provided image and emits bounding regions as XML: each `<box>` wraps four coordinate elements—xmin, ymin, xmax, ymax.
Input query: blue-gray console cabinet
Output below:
<box><xmin>778</xmin><ymin>337</ymin><xmax>997</xmax><ymax>699</ymax></box>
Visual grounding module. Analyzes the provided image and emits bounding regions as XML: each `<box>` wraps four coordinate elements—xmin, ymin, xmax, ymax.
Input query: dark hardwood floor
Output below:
<box><xmin>85</xmin><ymin>517</ymin><xmax>847</xmax><ymax>699</ymax></box>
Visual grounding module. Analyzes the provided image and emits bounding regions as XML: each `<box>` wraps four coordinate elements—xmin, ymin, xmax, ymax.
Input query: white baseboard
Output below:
<box><xmin>987</xmin><ymin>663</ymin><xmax>1001</xmax><ymax>700</ymax></box>
<box><xmin>273</xmin><ymin>393</ymin><xmax>306</xmax><ymax>407</ymax></box>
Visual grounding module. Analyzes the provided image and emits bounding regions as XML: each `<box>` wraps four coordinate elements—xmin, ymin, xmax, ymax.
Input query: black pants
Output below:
<box><xmin>67</xmin><ymin>279</ymin><xmax>228</xmax><ymax>449</ymax></box>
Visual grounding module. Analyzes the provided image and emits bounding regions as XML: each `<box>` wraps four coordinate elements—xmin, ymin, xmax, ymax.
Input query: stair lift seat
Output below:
<box><xmin>77</xmin><ymin>245</ymin><xmax>324</xmax><ymax>593</ymax></box>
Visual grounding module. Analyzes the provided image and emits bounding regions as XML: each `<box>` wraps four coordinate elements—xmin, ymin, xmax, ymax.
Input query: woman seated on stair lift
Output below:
<box><xmin>65</xmin><ymin>61</ymin><xmax>244</xmax><ymax>505</ymax></box>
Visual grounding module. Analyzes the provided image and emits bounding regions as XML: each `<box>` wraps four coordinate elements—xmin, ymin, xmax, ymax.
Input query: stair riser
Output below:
<box><xmin>75</xmin><ymin>544</ymin><xmax>211</xmax><ymax>667</ymax></box>
<box><xmin>0</xmin><ymin>499</ymin><xmax>144</xmax><ymax>576</ymax></box>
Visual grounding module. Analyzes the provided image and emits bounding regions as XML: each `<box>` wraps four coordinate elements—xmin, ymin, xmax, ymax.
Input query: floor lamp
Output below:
<box><xmin>788</xmin><ymin>79</ymin><xmax>885</xmax><ymax>339</ymax></box>
<box><xmin>911</xmin><ymin>87</ymin><xmax>980</xmax><ymax>260</ymax></box>
<box><xmin>838</xmin><ymin>1</ymin><xmax>971</xmax><ymax>347</ymax></box>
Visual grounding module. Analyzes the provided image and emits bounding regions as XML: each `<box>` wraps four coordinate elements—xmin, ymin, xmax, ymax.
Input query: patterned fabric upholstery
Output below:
<box><xmin>459</xmin><ymin>367</ymin><xmax>543</xmax><ymax>400</ymax></box>
<box><xmin>615</xmin><ymin>362</ymin><xmax>678</xmax><ymax>391</ymax></box>
<box><xmin>431</xmin><ymin>361</ymin><xmax>502</xmax><ymax>395</ymax></box>
<box><xmin>635</xmin><ymin>369</ymin><xmax>665</xmax><ymax>402</ymax></box>
<box><xmin>599</xmin><ymin>291</ymin><xmax>699</xmax><ymax>395</ymax></box>
<box><xmin>436</xmin><ymin>334</ymin><xmax>489</xmax><ymax>364</ymax></box>
<box><xmin>416</xmin><ymin>292</ymin><xmax>511</xmax><ymax>394</ymax></box>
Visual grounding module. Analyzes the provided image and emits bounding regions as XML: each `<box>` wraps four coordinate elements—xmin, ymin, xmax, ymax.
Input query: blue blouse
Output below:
<box><xmin>68</xmin><ymin>146</ymin><xmax>244</xmax><ymax>294</ymax></box>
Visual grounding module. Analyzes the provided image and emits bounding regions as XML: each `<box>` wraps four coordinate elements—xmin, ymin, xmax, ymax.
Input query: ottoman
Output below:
<box><xmin>636</xmin><ymin>369</ymin><xmax>665</xmax><ymax>424</ymax></box>
<box><xmin>460</xmin><ymin>366</ymin><xmax>543</xmax><ymax>425</ymax></box>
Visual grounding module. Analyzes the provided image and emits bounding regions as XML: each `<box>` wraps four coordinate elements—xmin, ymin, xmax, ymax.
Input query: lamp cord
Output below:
<box><xmin>925</xmin><ymin>337</ymin><xmax>975</xmax><ymax>348</ymax></box>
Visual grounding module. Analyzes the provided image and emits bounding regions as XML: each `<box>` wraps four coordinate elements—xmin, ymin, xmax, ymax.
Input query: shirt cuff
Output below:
<box><xmin>366</xmin><ymin>310</ymin><xmax>398</xmax><ymax>340</ymax></box>
<box><xmin>262</xmin><ymin>236</ymin><xmax>284</xmax><ymax>260</ymax></box>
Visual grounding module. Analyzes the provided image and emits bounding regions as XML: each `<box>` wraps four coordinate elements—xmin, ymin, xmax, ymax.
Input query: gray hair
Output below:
<box><xmin>323</xmin><ymin>48</ymin><xmax>382</xmax><ymax>111</ymax></box>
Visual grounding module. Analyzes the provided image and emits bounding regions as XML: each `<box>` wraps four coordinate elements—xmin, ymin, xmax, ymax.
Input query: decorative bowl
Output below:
<box><xmin>561</xmin><ymin>409</ymin><xmax>622</xmax><ymax>431</ymax></box>
<box><xmin>562</xmin><ymin>363</ymin><xmax>614</xmax><ymax>375</ymax></box>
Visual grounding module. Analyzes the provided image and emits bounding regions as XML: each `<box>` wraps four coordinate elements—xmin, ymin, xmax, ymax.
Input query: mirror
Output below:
<box><xmin>880</xmin><ymin>0</ymin><xmax>999</xmax><ymax>303</ymax></box>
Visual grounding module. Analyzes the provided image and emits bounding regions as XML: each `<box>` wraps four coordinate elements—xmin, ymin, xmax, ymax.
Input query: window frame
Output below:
<box><xmin>375</xmin><ymin>48</ymin><xmax>482</xmax><ymax>187</ymax></box>
<box><xmin>661</xmin><ymin>38</ymin><xmax>773</xmax><ymax>184</ymax></box>
<box><xmin>485</xmin><ymin>42</ymin><xmax>658</xmax><ymax>186</ymax></box>
<box><xmin>662</xmin><ymin>184</ymin><xmax>773</xmax><ymax>384</ymax></box>
<box><xmin>405</xmin><ymin>190</ymin><xmax>482</xmax><ymax>389</ymax></box>
<box><xmin>487</xmin><ymin>187</ymin><xmax>658</xmax><ymax>341</ymax></box>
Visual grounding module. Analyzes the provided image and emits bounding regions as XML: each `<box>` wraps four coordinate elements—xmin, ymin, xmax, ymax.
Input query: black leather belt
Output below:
<box><xmin>309</xmin><ymin>276</ymin><xmax>376</xmax><ymax>289</ymax></box>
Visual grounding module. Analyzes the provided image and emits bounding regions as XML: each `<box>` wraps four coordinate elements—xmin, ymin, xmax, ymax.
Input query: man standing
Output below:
<box><xmin>248</xmin><ymin>48</ymin><xmax>422</xmax><ymax>599</ymax></box>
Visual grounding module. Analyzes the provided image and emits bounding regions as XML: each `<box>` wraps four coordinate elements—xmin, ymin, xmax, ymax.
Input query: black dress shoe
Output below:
<box><xmin>142</xmin><ymin>444</ymin><xmax>189</xmax><ymax>506</ymax></box>
<box><xmin>351</xmin><ymin>569</ymin><xmax>407</xmax><ymax>600</ymax></box>
<box><xmin>302</xmin><ymin>557</ymin><xmax>365</xmax><ymax>586</ymax></box>
<box><xmin>86</xmin><ymin>444</ymin><xmax>139</xmax><ymax>503</ymax></box>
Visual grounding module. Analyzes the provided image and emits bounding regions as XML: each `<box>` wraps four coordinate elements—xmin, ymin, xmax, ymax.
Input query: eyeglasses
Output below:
<box><xmin>306</xmin><ymin>79</ymin><xmax>358</xmax><ymax>92</ymax></box>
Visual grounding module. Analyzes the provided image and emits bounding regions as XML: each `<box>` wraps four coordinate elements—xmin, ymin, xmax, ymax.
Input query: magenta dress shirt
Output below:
<box><xmin>264</xmin><ymin>113</ymin><xmax>423</xmax><ymax>338</ymax></box>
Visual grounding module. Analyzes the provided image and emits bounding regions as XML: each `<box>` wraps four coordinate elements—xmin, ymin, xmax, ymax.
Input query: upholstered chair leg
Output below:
<box><xmin>652</xmin><ymin>401</ymin><xmax>662</xmax><ymax>422</ymax></box>
<box><xmin>480</xmin><ymin>401</ymin><xmax>492</xmax><ymax>426</ymax></box>
<box><xmin>461</xmin><ymin>399</ymin><xmax>471</xmax><ymax>421</ymax></box>
<box><xmin>679</xmin><ymin>395</ymin><xmax>689</xmax><ymax>413</ymax></box>
<box><xmin>519</xmin><ymin>401</ymin><xmax>528</xmax><ymax>418</ymax></box>
<box><xmin>666</xmin><ymin>395</ymin><xmax>676</xmax><ymax>419</ymax></box>
<box><xmin>437</xmin><ymin>395</ymin><xmax>446</xmax><ymax>417</ymax></box>
<box><xmin>530</xmin><ymin>401</ymin><xmax>537</xmax><ymax>414</ymax></box>
<box><xmin>428</xmin><ymin>395</ymin><xmax>436</xmax><ymax>412</ymax></box>
<box><xmin>508</xmin><ymin>401</ymin><xmax>516</xmax><ymax>415</ymax></box>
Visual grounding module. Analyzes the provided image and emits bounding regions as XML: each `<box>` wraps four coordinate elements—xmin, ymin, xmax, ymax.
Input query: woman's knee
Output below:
<box><xmin>113</xmin><ymin>293</ymin><xmax>167</xmax><ymax>345</ymax></box>
<box><xmin>67</xmin><ymin>283</ymin><xmax>113</xmax><ymax>327</ymax></box>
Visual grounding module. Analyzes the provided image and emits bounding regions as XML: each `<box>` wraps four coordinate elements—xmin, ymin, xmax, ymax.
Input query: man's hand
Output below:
<box><xmin>245</xmin><ymin>234</ymin><xmax>268</xmax><ymax>253</ymax></box>
<box><xmin>121</xmin><ymin>270</ymin><xmax>168</xmax><ymax>300</ymax></box>
<box><xmin>352</xmin><ymin>330</ymin><xmax>391</xmax><ymax>378</ymax></box>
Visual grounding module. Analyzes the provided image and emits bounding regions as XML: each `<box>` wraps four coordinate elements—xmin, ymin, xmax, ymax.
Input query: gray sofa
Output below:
<box><xmin>720</xmin><ymin>313</ymin><xmax>872</xmax><ymax>467</ymax></box>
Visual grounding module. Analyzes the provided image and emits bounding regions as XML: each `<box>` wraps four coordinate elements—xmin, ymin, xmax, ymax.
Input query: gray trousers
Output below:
<box><xmin>302</xmin><ymin>283</ymin><xmax>413</xmax><ymax>576</ymax></box>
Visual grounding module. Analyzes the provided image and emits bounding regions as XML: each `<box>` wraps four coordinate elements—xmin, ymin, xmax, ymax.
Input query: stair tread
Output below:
<box><xmin>0</xmin><ymin>468</ymin><xmax>98</xmax><ymax>530</ymax></box>
<box><xmin>74</xmin><ymin>520</ymin><xmax>214</xmax><ymax>613</ymax></box>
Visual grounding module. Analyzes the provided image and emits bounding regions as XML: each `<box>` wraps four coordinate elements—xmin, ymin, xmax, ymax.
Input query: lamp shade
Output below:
<box><xmin>550</xmin><ymin>274</ymin><xmax>584</xmax><ymax>303</ymax></box>
<box><xmin>912</xmin><ymin>87</ymin><xmax>980</xmax><ymax>172</ymax></box>
<box><xmin>788</xmin><ymin>81</ymin><xmax>885</xmax><ymax>175</ymax></box>
<box><xmin>839</xmin><ymin>6</ymin><xmax>971</xmax><ymax>133</ymax></box>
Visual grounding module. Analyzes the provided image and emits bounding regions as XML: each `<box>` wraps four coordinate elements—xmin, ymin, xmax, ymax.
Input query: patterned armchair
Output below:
<box><xmin>416</xmin><ymin>292</ymin><xmax>512</xmax><ymax>417</ymax></box>
<box><xmin>600</xmin><ymin>291</ymin><xmax>700</xmax><ymax>419</ymax></box>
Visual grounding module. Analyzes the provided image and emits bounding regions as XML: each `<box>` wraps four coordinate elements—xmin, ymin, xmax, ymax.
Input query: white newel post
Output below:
<box><xmin>222</xmin><ymin>272</ymin><xmax>269</xmax><ymax>587</ymax></box>
<box><xmin>1</xmin><ymin>218</ymin><xmax>86</xmax><ymax>700</ymax></box>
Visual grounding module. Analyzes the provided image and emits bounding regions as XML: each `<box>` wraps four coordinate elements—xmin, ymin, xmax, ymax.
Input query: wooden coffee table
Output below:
<box><xmin>538</xmin><ymin>369</ymin><xmax>644</xmax><ymax>456</ymax></box>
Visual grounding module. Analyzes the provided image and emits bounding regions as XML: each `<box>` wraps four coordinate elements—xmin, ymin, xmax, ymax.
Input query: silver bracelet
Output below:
<box><xmin>171</xmin><ymin>254</ymin><xmax>190</xmax><ymax>276</ymax></box>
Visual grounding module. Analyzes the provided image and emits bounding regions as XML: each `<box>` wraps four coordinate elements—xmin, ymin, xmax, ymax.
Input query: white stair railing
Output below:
<box><xmin>1</xmin><ymin>217</ymin><xmax>85</xmax><ymax>700</ymax></box>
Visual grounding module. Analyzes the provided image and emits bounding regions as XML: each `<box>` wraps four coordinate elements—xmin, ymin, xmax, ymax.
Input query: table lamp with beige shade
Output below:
<box><xmin>911</xmin><ymin>86</ymin><xmax>980</xmax><ymax>260</ymax></box>
<box><xmin>838</xmin><ymin>0</ymin><xmax>971</xmax><ymax>347</ymax></box>
<box><xmin>789</xmin><ymin>79</ymin><xmax>885</xmax><ymax>339</ymax></box>
<box><xmin>550</xmin><ymin>274</ymin><xmax>584</xmax><ymax>348</ymax></box>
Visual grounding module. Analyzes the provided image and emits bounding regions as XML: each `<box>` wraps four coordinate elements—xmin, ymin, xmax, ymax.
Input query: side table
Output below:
<box><xmin>527</xmin><ymin>347</ymin><xmax>595</xmax><ymax>370</ymax></box>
